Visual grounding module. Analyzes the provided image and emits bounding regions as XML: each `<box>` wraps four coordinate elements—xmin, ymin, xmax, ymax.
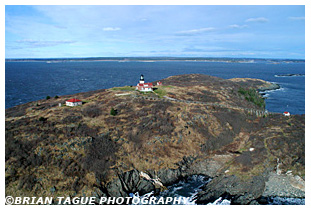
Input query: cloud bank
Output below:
<box><xmin>176</xmin><ymin>27</ymin><xmax>215</xmax><ymax>36</ymax></box>
<box><xmin>245</xmin><ymin>17</ymin><xmax>269</xmax><ymax>23</ymax></box>
<box><xmin>103</xmin><ymin>27</ymin><xmax>121</xmax><ymax>31</ymax></box>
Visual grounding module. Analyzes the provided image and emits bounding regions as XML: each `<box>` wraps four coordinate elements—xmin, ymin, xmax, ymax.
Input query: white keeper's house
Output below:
<box><xmin>66</xmin><ymin>98</ymin><xmax>82</xmax><ymax>107</ymax></box>
<box><xmin>136</xmin><ymin>74</ymin><xmax>153</xmax><ymax>92</ymax></box>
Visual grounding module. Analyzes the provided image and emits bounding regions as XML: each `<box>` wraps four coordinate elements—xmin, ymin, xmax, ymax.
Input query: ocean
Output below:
<box><xmin>5</xmin><ymin>60</ymin><xmax>305</xmax><ymax>114</ymax></box>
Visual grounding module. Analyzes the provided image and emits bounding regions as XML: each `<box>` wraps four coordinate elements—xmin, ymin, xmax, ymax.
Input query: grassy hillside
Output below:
<box><xmin>5</xmin><ymin>74</ymin><xmax>304</xmax><ymax>200</ymax></box>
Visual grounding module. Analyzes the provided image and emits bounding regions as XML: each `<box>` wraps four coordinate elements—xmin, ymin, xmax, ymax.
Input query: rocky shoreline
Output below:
<box><xmin>257</xmin><ymin>83</ymin><xmax>280</xmax><ymax>92</ymax></box>
<box><xmin>229</xmin><ymin>77</ymin><xmax>281</xmax><ymax>92</ymax></box>
<box><xmin>98</xmin><ymin>155</ymin><xmax>305</xmax><ymax>205</ymax></box>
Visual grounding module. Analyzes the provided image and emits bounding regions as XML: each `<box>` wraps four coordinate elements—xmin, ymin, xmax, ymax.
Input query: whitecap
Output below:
<box><xmin>207</xmin><ymin>197</ymin><xmax>231</xmax><ymax>205</ymax></box>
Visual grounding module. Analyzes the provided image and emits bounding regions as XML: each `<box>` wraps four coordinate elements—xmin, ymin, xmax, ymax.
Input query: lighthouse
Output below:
<box><xmin>136</xmin><ymin>74</ymin><xmax>153</xmax><ymax>92</ymax></box>
<box><xmin>140</xmin><ymin>74</ymin><xmax>145</xmax><ymax>84</ymax></box>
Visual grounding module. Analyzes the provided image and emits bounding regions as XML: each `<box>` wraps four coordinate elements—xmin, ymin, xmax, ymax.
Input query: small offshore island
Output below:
<box><xmin>5</xmin><ymin>74</ymin><xmax>304</xmax><ymax>205</ymax></box>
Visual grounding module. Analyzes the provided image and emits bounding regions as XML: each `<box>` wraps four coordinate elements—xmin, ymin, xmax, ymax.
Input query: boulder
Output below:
<box><xmin>195</xmin><ymin>175</ymin><xmax>266</xmax><ymax>205</ymax></box>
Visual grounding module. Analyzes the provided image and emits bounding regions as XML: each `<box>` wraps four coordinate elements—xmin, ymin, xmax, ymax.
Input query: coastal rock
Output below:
<box><xmin>229</xmin><ymin>77</ymin><xmax>280</xmax><ymax>91</ymax></box>
<box><xmin>257</xmin><ymin>83</ymin><xmax>280</xmax><ymax>92</ymax></box>
<box><xmin>108</xmin><ymin>169</ymin><xmax>158</xmax><ymax>197</ymax></box>
<box><xmin>135</xmin><ymin>178</ymin><xmax>156</xmax><ymax>195</ymax></box>
<box><xmin>105</xmin><ymin>178</ymin><xmax>128</xmax><ymax>198</ymax></box>
<box><xmin>157</xmin><ymin>168</ymin><xmax>182</xmax><ymax>186</ymax></box>
<box><xmin>262</xmin><ymin>172</ymin><xmax>305</xmax><ymax>198</ymax></box>
<box><xmin>195</xmin><ymin>175</ymin><xmax>266</xmax><ymax>205</ymax></box>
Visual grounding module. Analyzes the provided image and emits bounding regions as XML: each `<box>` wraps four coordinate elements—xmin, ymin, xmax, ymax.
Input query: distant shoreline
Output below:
<box><xmin>5</xmin><ymin>57</ymin><xmax>305</xmax><ymax>63</ymax></box>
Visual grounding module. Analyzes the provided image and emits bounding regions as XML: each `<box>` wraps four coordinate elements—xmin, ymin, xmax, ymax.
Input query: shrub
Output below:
<box><xmin>110</xmin><ymin>108</ymin><xmax>117</xmax><ymax>116</ymax></box>
<box><xmin>46</xmin><ymin>96</ymin><xmax>51</xmax><ymax>100</ymax></box>
<box><xmin>238</xmin><ymin>87</ymin><xmax>265</xmax><ymax>108</ymax></box>
<box><xmin>39</xmin><ymin>117</ymin><xmax>47</xmax><ymax>122</ymax></box>
<box><xmin>54</xmin><ymin>95</ymin><xmax>59</xmax><ymax>99</ymax></box>
<box><xmin>238</xmin><ymin>87</ymin><xmax>247</xmax><ymax>95</ymax></box>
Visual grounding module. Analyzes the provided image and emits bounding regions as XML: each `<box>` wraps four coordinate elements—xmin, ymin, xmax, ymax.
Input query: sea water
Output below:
<box><xmin>5</xmin><ymin>60</ymin><xmax>305</xmax><ymax>114</ymax></box>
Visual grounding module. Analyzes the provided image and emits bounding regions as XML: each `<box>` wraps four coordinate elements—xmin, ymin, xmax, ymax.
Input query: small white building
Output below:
<box><xmin>283</xmin><ymin>111</ymin><xmax>290</xmax><ymax>116</ymax></box>
<box><xmin>66</xmin><ymin>98</ymin><xmax>82</xmax><ymax>107</ymax></box>
<box><xmin>157</xmin><ymin>81</ymin><xmax>162</xmax><ymax>86</ymax></box>
<box><xmin>136</xmin><ymin>75</ymin><xmax>153</xmax><ymax>92</ymax></box>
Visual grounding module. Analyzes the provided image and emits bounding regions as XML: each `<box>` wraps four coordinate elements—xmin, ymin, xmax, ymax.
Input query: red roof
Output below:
<box><xmin>284</xmin><ymin>111</ymin><xmax>289</xmax><ymax>114</ymax></box>
<box><xmin>67</xmin><ymin>98</ymin><xmax>81</xmax><ymax>102</ymax></box>
<box><xmin>137</xmin><ymin>83</ymin><xmax>153</xmax><ymax>87</ymax></box>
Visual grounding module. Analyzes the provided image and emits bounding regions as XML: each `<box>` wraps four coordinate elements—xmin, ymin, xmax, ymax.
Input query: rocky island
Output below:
<box><xmin>5</xmin><ymin>74</ymin><xmax>304</xmax><ymax>204</ymax></box>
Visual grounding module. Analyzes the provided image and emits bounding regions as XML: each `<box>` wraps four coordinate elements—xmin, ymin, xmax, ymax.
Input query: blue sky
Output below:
<box><xmin>5</xmin><ymin>5</ymin><xmax>305</xmax><ymax>59</ymax></box>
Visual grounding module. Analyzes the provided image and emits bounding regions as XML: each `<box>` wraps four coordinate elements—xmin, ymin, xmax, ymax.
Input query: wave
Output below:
<box><xmin>259</xmin><ymin>87</ymin><xmax>286</xmax><ymax>98</ymax></box>
<box><xmin>207</xmin><ymin>197</ymin><xmax>231</xmax><ymax>205</ymax></box>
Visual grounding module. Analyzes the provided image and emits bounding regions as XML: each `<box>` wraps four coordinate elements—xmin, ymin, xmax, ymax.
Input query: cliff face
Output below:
<box><xmin>5</xmin><ymin>74</ymin><xmax>304</xmax><ymax>204</ymax></box>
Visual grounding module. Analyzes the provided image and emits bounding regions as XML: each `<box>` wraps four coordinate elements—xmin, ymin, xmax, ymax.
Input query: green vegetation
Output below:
<box><xmin>154</xmin><ymin>88</ymin><xmax>167</xmax><ymax>98</ymax></box>
<box><xmin>110</xmin><ymin>108</ymin><xmax>117</xmax><ymax>116</ymax></box>
<box><xmin>46</xmin><ymin>96</ymin><xmax>51</xmax><ymax>100</ymax></box>
<box><xmin>238</xmin><ymin>87</ymin><xmax>265</xmax><ymax>108</ymax></box>
<box><xmin>54</xmin><ymin>95</ymin><xmax>59</xmax><ymax>99</ymax></box>
<box><xmin>153</xmin><ymin>86</ymin><xmax>173</xmax><ymax>98</ymax></box>
<box><xmin>38</xmin><ymin>117</ymin><xmax>47</xmax><ymax>122</ymax></box>
<box><xmin>161</xmin><ymin>85</ymin><xmax>174</xmax><ymax>89</ymax></box>
<box><xmin>111</xmin><ymin>86</ymin><xmax>135</xmax><ymax>91</ymax></box>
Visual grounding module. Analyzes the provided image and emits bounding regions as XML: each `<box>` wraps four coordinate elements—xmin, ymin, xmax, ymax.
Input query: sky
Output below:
<box><xmin>5</xmin><ymin>5</ymin><xmax>305</xmax><ymax>59</ymax></box>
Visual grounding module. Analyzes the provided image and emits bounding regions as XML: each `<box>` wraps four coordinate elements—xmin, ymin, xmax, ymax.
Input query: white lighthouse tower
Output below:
<box><xmin>136</xmin><ymin>74</ymin><xmax>153</xmax><ymax>92</ymax></box>
<box><xmin>139</xmin><ymin>74</ymin><xmax>145</xmax><ymax>84</ymax></box>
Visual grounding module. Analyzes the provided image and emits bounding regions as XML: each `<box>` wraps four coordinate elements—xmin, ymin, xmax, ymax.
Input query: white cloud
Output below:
<box><xmin>245</xmin><ymin>17</ymin><xmax>269</xmax><ymax>23</ymax></box>
<box><xmin>182</xmin><ymin>46</ymin><xmax>232</xmax><ymax>52</ymax></box>
<box><xmin>176</xmin><ymin>27</ymin><xmax>215</xmax><ymax>36</ymax></box>
<box><xmin>288</xmin><ymin>16</ymin><xmax>305</xmax><ymax>20</ymax></box>
<box><xmin>229</xmin><ymin>24</ymin><xmax>248</xmax><ymax>29</ymax></box>
<box><xmin>16</xmin><ymin>39</ymin><xmax>76</xmax><ymax>48</ymax></box>
<box><xmin>103</xmin><ymin>27</ymin><xmax>121</xmax><ymax>31</ymax></box>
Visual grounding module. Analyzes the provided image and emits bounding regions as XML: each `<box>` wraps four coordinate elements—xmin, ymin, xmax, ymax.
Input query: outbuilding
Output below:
<box><xmin>283</xmin><ymin>111</ymin><xmax>290</xmax><ymax>116</ymax></box>
<box><xmin>66</xmin><ymin>98</ymin><xmax>82</xmax><ymax>107</ymax></box>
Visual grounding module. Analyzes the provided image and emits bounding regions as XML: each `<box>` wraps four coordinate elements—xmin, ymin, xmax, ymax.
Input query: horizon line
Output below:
<box><xmin>5</xmin><ymin>56</ymin><xmax>305</xmax><ymax>61</ymax></box>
